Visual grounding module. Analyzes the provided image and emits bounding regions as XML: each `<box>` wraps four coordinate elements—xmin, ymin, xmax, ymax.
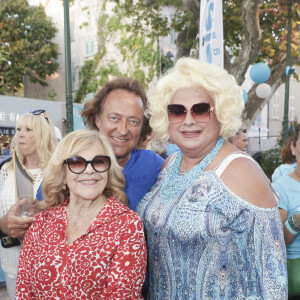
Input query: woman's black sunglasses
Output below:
<box><xmin>27</xmin><ymin>109</ymin><xmax>49</xmax><ymax>124</ymax></box>
<box><xmin>167</xmin><ymin>102</ymin><xmax>215</xmax><ymax>124</ymax></box>
<box><xmin>64</xmin><ymin>156</ymin><xmax>111</xmax><ymax>174</ymax></box>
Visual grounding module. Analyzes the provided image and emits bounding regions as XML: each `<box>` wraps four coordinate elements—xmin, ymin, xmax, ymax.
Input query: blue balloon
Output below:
<box><xmin>250</xmin><ymin>63</ymin><xmax>271</xmax><ymax>84</ymax></box>
<box><xmin>243</xmin><ymin>89</ymin><xmax>248</xmax><ymax>103</ymax></box>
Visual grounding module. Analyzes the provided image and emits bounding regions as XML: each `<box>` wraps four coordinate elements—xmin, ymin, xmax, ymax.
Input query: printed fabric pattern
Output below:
<box><xmin>16</xmin><ymin>197</ymin><xmax>147</xmax><ymax>299</ymax></box>
<box><xmin>136</xmin><ymin>164</ymin><xmax>288</xmax><ymax>300</ymax></box>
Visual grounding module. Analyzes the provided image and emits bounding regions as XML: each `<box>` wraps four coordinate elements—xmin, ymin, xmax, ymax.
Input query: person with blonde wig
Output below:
<box><xmin>0</xmin><ymin>110</ymin><xmax>57</xmax><ymax>299</ymax></box>
<box><xmin>136</xmin><ymin>57</ymin><xmax>287</xmax><ymax>299</ymax></box>
<box><xmin>16</xmin><ymin>129</ymin><xmax>147</xmax><ymax>299</ymax></box>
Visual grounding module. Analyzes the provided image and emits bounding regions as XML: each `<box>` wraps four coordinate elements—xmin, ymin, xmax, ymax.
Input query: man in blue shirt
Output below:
<box><xmin>81</xmin><ymin>78</ymin><xmax>164</xmax><ymax>210</ymax></box>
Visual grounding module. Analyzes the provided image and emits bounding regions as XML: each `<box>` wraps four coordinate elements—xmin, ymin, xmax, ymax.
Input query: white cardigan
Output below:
<box><xmin>0</xmin><ymin>162</ymin><xmax>43</xmax><ymax>277</ymax></box>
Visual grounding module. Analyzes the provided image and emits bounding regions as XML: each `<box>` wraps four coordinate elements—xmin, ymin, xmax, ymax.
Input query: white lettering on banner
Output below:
<box><xmin>10</xmin><ymin>113</ymin><xmax>17</xmax><ymax>121</ymax></box>
<box><xmin>0</xmin><ymin>112</ymin><xmax>22</xmax><ymax>122</ymax></box>
<box><xmin>199</xmin><ymin>0</ymin><xmax>224</xmax><ymax>68</ymax></box>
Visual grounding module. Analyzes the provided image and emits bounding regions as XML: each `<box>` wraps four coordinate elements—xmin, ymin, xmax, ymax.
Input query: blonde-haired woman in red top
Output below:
<box><xmin>16</xmin><ymin>129</ymin><xmax>147</xmax><ymax>299</ymax></box>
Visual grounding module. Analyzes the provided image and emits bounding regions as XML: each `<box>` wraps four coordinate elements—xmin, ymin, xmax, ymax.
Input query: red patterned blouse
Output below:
<box><xmin>16</xmin><ymin>197</ymin><xmax>147</xmax><ymax>299</ymax></box>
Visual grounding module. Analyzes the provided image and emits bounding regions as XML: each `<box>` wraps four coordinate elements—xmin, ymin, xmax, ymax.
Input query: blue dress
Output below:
<box><xmin>136</xmin><ymin>153</ymin><xmax>287</xmax><ymax>300</ymax></box>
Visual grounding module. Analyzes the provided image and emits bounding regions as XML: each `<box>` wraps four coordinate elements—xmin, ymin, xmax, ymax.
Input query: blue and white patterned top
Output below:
<box><xmin>136</xmin><ymin>153</ymin><xmax>288</xmax><ymax>300</ymax></box>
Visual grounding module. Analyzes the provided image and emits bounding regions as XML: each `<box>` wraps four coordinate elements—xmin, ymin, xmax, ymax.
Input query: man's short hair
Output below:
<box><xmin>228</xmin><ymin>129</ymin><xmax>246</xmax><ymax>143</ymax></box>
<box><xmin>81</xmin><ymin>77</ymin><xmax>151</xmax><ymax>143</ymax></box>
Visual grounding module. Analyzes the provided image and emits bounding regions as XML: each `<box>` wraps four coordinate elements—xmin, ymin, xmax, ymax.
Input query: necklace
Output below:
<box><xmin>178</xmin><ymin>145</ymin><xmax>214</xmax><ymax>174</ymax></box>
<box><xmin>67</xmin><ymin>202</ymin><xmax>101</xmax><ymax>232</ymax></box>
<box><xmin>179</xmin><ymin>167</ymin><xmax>189</xmax><ymax>174</ymax></box>
<box><xmin>160</xmin><ymin>137</ymin><xmax>224</xmax><ymax>200</ymax></box>
<box><xmin>295</xmin><ymin>168</ymin><xmax>300</xmax><ymax>178</ymax></box>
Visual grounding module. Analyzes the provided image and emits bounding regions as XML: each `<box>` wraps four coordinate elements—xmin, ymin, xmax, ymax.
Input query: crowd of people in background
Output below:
<box><xmin>1</xmin><ymin>143</ymin><xmax>10</xmax><ymax>156</ymax></box>
<box><xmin>0</xmin><ymin>57</ymin><xmax>298</xmax><ymax>299</ymax></box>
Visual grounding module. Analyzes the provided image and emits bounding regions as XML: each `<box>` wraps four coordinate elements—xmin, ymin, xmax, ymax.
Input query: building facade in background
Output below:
<box><xmin>24</xmin><ymin>0</ymin><xmax>300</xmax><ymax>155</ymax></box>
<box><xmin>246</xmin><ymin>65</ymin><xmax>300</xmax><ymax>155</ymax></box>
<box><xmin>25</xmin><ymin>0</ymin><xmax>177</xmax><ymax>102</ymax></box>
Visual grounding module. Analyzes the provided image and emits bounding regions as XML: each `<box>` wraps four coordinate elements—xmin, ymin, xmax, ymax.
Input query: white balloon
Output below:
<box><xmin>256</xmin><ymin>83</ymin><xmax>271</xmax><ymax>98</ymax></box>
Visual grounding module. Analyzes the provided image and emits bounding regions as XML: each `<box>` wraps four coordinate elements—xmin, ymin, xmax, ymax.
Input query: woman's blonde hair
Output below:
<box><xmin>42</xmin><ymin>129</ymin><xmax>127</xmax><ymax>208</ymax></box>
<box><xmin>10</xmin><ymin>112</ymin><xmax>58</xmax><ymax>170</ymax></box>
<box><xmin>147</xmin><ymin>57</ymin><xmax>244</xmax><ymax>141</ymax></box>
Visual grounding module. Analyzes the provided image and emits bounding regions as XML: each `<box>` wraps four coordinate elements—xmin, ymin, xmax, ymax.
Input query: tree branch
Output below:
<box><xmin>230</xmin><ymin>0</ymin><xmax>262</xmax><ymax>85</ymax></box>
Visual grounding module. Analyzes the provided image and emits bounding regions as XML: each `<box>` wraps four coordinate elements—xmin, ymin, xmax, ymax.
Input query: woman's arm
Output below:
<box><xmin>100</xmin><ymin>214</ymin><xmax>147</xmax><ymax>300</ymax></box>
<box><xmin>279</xmin><ymin>208</ymin><xmax>300</xmax><ymax>246</ymax></box>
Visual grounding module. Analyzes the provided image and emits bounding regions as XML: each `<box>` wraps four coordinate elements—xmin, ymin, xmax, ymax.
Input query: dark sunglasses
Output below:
<box><xmin>64</xmin><ymin>156</ymin><xmax>111</xmax><ymax>174</ymax></box>
<box><xmin>167</xmin><ymin>103</ymin><xmax>215</xmax><ymax>124</ymax></box>
<box><xmin>27</xmin><ymin>109</ymin><xmax>49</xmax><ymax>124</ymax></box>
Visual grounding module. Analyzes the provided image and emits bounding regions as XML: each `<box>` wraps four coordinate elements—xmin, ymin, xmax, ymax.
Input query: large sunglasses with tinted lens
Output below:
<box><xmin>167</xmin><ymin>103</ymin><xmax>215</xmax><ymax>124</ymax></box>
<box><xmin>27</xmin><ymin>109</ymin><xmax>49</xmax><ymax>124</ymax></box>
<box><xmin>64</xmin><ymin>156</ymin><xmax>111</xmax><ymax>174</ymax></box>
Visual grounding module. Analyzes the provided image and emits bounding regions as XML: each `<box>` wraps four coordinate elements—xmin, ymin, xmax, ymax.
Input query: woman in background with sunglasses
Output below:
<box><xmin>136</xmin><ymin>57</ymin><xmax>287</xmax><ymax>299</ymax></box>
<box><xmin>0</xmin><ymin>110</ymin><xmax>57</xmax><ymax>299</ymax></box>
<box><xmin>16</xmin><ymin>129</ymin><xmax>147</xmax><ymax>299</ymax></box>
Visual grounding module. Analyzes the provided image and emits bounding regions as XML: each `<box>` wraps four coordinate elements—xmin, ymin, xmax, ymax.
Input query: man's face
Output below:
<box><xmin>95</xmin><ymin>89</ymin><xmax>144</xmax><ymax>166</ymax></box>
<box><xmin>234</xmin><ymin>132</ymin><xmax>248</xmax><ymax>151</ymax></box>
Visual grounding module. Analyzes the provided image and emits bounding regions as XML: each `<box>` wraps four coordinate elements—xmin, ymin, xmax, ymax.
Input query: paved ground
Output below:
<box><xmin>0</xmin><ymin>286</ymin><xmax>9</xmax><ymax>299</ymax></box>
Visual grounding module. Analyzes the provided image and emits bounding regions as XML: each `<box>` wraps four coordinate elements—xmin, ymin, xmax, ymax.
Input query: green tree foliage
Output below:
<box><xmin>259</xmin><ymin>148</ymin><xmax>282</xmax><ymax>179</ymax></box>
<box><xmin>0</xmin><ymin>0</ymin><xmax>59</xmax><ymax>95</ymax></box>
<box><xmin>72</xmin><ymin>0</ymin><xmax>300</xmax><ymax>126</ymax></box>
<box><xmin>107</xmin><ymin>0</ymin><xmax>300</xmax><ymax>128</ymax></box>
<box><xmin>161</xmin><ymin>55</ymin><xmax>174</xmax><ymax>74</ymax></box>
<box><xmin>243</xmin><ymin>1</ymin><xmax>300</xmax><ymax>127</ymax></box>
<box><xmin>74</xmin><ymin>0</ymin><xmax>163</xmax><ymax>102</ymax></box>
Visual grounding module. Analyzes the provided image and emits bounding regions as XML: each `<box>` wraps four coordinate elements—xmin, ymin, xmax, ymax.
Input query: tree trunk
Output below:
<box><xmin>228</xmin><ymin>0</ymin><xmax>262</xmax><ymax>85</ymax></box>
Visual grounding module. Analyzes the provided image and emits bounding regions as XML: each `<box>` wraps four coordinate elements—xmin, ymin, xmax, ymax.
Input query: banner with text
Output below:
<box><xmin>199</xmin><ymin>0</ymin><xmax>224</xmax><ymax>68</ymax></box>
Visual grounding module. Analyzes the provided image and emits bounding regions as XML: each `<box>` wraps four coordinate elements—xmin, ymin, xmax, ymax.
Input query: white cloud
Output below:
<box><xmin>28</xmin><ymin>0</ymin><xmax>40</xmax><ymax>5</ymax></box>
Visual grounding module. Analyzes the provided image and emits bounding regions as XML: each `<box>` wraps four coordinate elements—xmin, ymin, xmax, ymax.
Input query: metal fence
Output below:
<box><xmin>247</xmin><ymin>135</ymin><xmax>281</xmax><ymax>156</ymax></box>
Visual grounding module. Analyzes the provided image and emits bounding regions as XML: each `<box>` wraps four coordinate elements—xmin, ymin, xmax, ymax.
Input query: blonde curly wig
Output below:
<box><xmin>147</xmin><ymin>57</ymin><xmax>244</xmax><ymax>142</ymax></box>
